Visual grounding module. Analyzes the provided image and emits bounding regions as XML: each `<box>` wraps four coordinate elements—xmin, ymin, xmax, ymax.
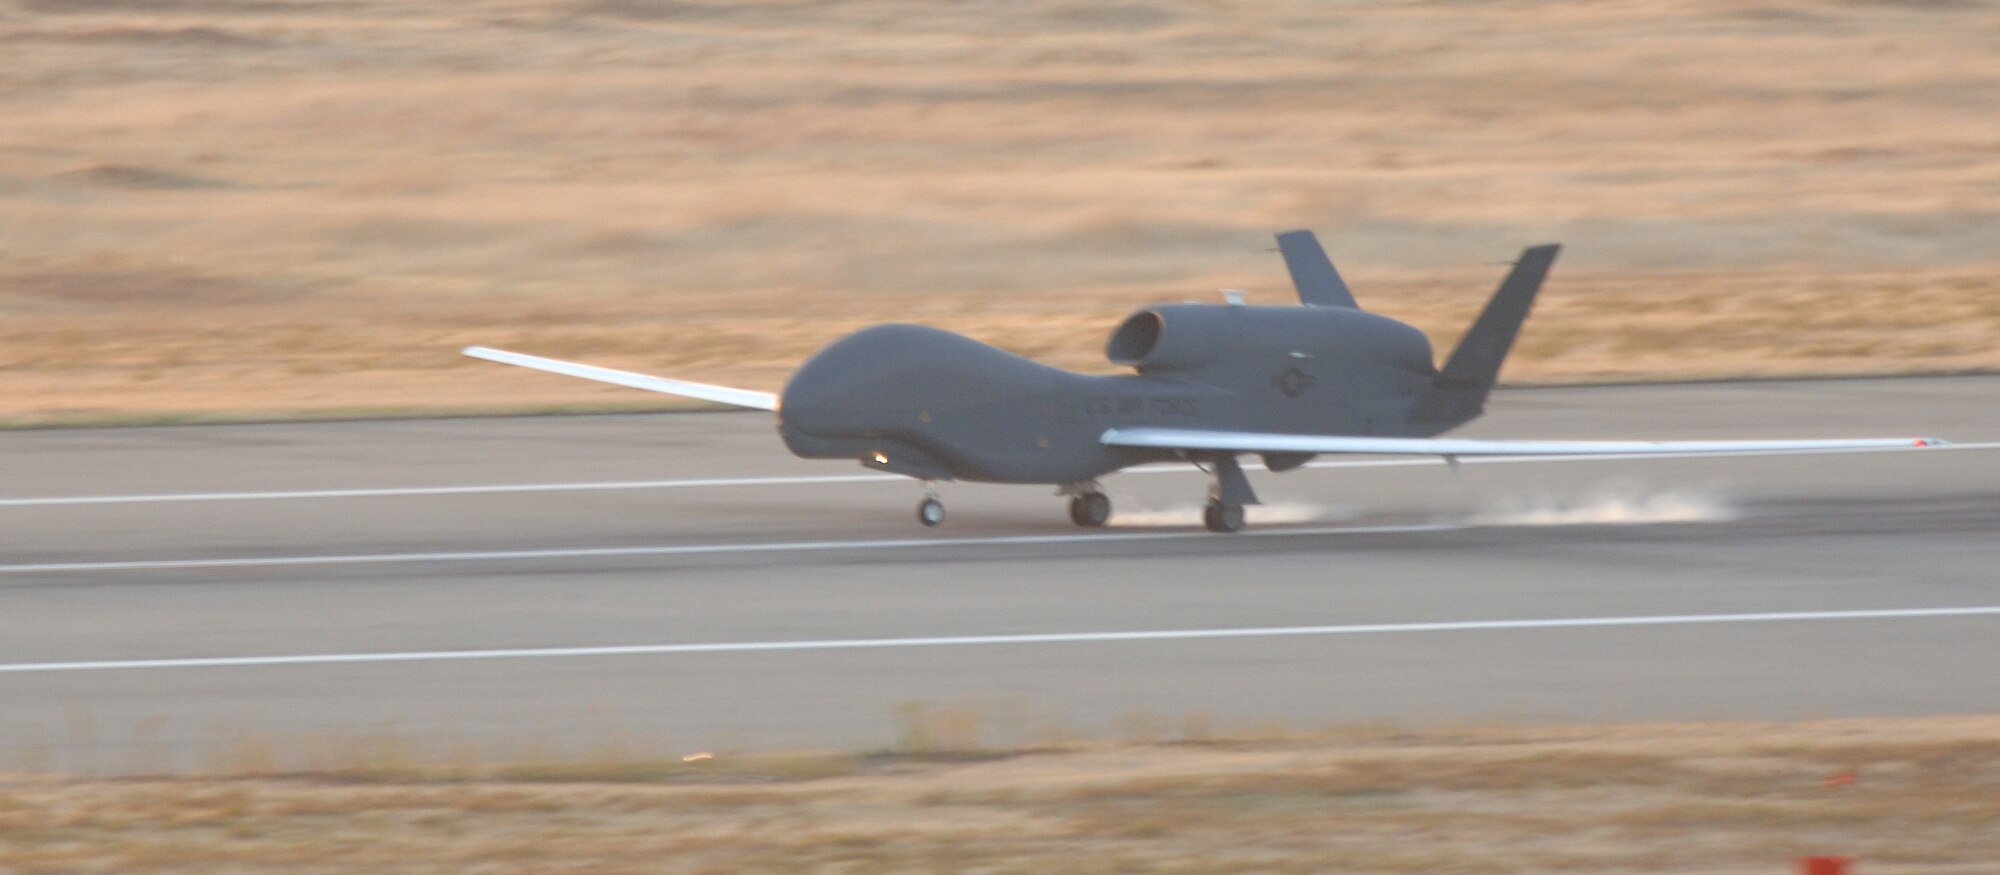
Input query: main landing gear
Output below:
<box><xmin>1062</xmin><ymin>481</ymin><xmax>1111</xmax><ymax>527</ymax></box>
<box><xmin>1197</xmin><ymin>454</ymin><xmax>1258</xmax><ymax>534</ymax></box>
<box><xmin>916</xmin><ymin>483</ymin><xmax>946</xmax><ymax>527</ymax></box>
<box><xmin>923</xmin><ymin>481</ymin><xmax>1113</xmax><ymax>529</ymax></box>
<box><xmin>1202</xmin><ymin>500</ymin><xmax>1245</xmax><ymax>534</ymax></box>
<box><xmin>911</xmin><ymin>467</ymin><xmax>1254</xmax><ymax>533</ymax></box>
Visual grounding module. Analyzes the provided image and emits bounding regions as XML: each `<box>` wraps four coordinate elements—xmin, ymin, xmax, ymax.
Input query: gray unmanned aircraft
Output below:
<box><xmin>466</xmin><ymin>231</ymin><xmax>1944</xmax><ymax>532</ymax></box>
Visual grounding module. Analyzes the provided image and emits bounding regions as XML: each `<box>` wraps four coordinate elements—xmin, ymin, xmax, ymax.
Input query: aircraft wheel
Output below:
<box><xmin>1068</xmin><ymin>492</ymin><xmax>1111</xmax><ymax>527</ymax></box>
<box><xmin>917</xmin><ymin>497</ymin><xmax>946</xmax><ymax>527</ymax></box>
<box><xmin>1203</xmin><ymin>501</ymin><xmax>1244</xmax><ymax>534</ymax></box>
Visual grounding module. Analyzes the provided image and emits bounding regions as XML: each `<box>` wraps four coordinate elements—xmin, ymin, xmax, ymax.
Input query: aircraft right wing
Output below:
<box><xmin>463</xmin><ymin>346</ymin><xmax>779</xmax><ymax>411</ymax></box>
<box><xmin>1100</xmin><ymin>427</ymin><xmax>1947</xmax><ymax>459</ymax></box>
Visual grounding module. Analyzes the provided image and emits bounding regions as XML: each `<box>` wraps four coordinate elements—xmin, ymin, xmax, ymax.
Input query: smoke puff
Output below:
<box><xmin>1467</xmin><ymin>488</ymin><xmax>1739</xmax><ymax>527</ymax></box>
<box><xmin>1108</xmin><ymin>501</ymin><xmax>1353</xmax><ymax>527</ymax></box>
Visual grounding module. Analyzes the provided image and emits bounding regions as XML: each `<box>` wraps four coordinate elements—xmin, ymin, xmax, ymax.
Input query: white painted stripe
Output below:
<box><xmin>3</xmin><ymin>606</ymin><xmax>1995</xmax><ymax>674</ymax></box>
<box><xmin>2</xmin><ymin>441</ymin><xmax>1992</xmax><ymax>508</ymax></box>
<box><xmin>0</xmin><ymin>524</ymin><xmax>1460</xmax><ymax>575</ymax></box>
<box><xmin>0</xmin><ymin>474</ymin><xmax>901</xmax><ymax>507</ymax></box>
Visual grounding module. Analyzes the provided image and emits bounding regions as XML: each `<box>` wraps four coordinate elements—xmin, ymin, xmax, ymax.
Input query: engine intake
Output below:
<box><xmin>1105</xmin><ymin>307</ymin><xmax>1236</xmax><ymax>373</ymax></box>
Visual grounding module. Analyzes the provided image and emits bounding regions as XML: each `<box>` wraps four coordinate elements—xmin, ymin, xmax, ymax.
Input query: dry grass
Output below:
<box><xmin>0</xmin><ymin>0</ymin><xmax>1997</xmax><ymax>421</ymax></box>
<box><xmin>2</xmin><ymin>714</ymin><xmax>1997</xmax><ymax>873</ymax></box>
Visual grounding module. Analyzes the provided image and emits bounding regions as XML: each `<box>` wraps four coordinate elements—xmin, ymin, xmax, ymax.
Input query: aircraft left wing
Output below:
<box><xmin>1100</xmin><ymin>427</ymin><xmax>1946</xmax><ymax>458</ymax></box>
<box><xmin>463</xmin><ymin>346</ymin><xmax>779</xmax><ymax>411</ymax></box>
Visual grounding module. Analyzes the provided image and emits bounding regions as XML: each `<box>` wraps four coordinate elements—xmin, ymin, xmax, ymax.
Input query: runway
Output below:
<box><xmin>1</xmin><ymin>376</ymin><xmax>1996</xmax><ymax>770</ymax></box>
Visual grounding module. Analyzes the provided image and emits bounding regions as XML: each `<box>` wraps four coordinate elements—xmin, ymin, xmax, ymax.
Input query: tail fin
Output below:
<box><xmin>1275</xmin><ymin>230</ymin><xmax>1359</xmax><ymax>308</ymax></box>
<box><xmin>1407</xmin><ymin>244</ymin><xmax>1561</xmax><ymax>425</ymax></box>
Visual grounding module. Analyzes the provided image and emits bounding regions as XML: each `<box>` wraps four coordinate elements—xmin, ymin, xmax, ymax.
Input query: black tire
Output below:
<box><xmin>1203</xmin><ymin>501</ymin><xmax>1244</xmax><ymax>533</ymax></box>
<box><xmin>1068</xmin><ymin>492</ymin><xmax>1111</xmax><ymax>527</ymax></box>
<box><xmin>917</xmin><ymin>497</ymin><xmax>946</xmax><ymax>527</ymax></box>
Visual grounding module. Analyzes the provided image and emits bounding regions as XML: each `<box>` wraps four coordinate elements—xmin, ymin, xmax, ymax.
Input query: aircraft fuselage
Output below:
<box><xmin>777</xmin><ymin>305</ymin><xmax>1449</xmax><ymax>485</ymax></box>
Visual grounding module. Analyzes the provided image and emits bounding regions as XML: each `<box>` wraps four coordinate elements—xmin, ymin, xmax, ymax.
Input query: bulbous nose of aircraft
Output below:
<box><xmin>777</xmin><ymin>362</ymin><xmax>860</xmax><ymax>440</ymax></box>
<box><xmin>778</xmin><ymin>324</ymin><xmax>923</xmax><ymax>438</ymax></box>
<box><xmin>775</xmin><ymin>397</ymin><xmax>851</xmax><ymax>441</ymax></box>
<box><xmin>778</xmin><ymin>321</ymin><xmax>1053</xmax><ymax>441</ymax></box>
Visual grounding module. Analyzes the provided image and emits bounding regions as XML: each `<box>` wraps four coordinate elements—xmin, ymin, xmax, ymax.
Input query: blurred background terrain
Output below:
<box><xmin>2</xmin><ymin>0</ymin><xmax>1997</xmax><ymax>421</ymax></box>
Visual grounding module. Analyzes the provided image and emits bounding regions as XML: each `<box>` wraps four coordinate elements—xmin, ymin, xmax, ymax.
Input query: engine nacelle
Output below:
<box><xmin>1106</xmin><ymin>304</ymin><xmax>1436</xmax><ymax>380</ymax></box>
<box><xmin>1105</xmin><ymin>306</ymin><xmax>1235</xmax><ymax>372</ymax></box>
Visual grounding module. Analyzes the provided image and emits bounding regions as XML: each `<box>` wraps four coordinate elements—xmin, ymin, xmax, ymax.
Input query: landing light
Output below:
<box><xmin>872</xmin><ymin>452</ymin><xmax>889</xmax><ymax>464</ymax></box>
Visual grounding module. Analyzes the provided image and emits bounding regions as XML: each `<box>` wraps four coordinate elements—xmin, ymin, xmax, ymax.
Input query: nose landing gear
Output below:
<box><xmin>908</xmin><ymin>466</ymin><xmax>1256</xmax><ymax>532</ymax></box>
<box><xmin>916</xmin><ymin>483</ymin><xmax>946</xmax><ymax>527</ymax></box>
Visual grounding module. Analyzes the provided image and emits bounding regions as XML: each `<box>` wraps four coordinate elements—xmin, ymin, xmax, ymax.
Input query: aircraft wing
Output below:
<box><xmin>1100</xmin><ymin>427</ymin><xmax>1945</xmax><ymax>458</ymax></box>
<box><xmin>463</xmin><ymin>346</ymin><xmax>779</xmax><ymax>411</ymax></box>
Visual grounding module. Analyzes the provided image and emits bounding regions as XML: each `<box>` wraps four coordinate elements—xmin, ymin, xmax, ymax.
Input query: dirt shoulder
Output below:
<box><xmin>3</xmin><ymin>714</ymin><xmax>1996</xmax><ymax>873</ymax></box>
<box><xmin>3</xmin><ymin>266</ymin><xmax>1997</xmax><ymax>427</ymax></box>
<box><xmin>3</xmin><ymin>1</ymin><xmax>1998</xmax><ymax>422</ymax></box>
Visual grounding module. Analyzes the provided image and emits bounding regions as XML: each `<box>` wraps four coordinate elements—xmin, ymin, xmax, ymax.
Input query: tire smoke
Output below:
<box><xmin>1465</xmin><ymin>486</ymin><xmax>1739</xmax><ymax>527</ymax></box>
<box><xmin>1107</xmin><ymin>501</ymin><xmax>1353</xmax><ymax>527</ymax></box>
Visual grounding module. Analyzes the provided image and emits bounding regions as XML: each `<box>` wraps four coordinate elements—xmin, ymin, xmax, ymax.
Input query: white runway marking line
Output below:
<box><xmin>3</xmin><ymin>606</ymin><xmax>1997</xmax><ymax>675</ymax></box>
<box><xmin>3</xmin><ymin>442</ymin><xmax>1991</xmax><ymax>508</ymax></box>
<box><xmin>0</xmin><ymin>473</ymin><xmax>901</xmax><ymax>507</ymax></box>
<box><xmin>0</xmin><ymin>524</ymin><xmax>1462</xmax><ymax>575</ymax></box>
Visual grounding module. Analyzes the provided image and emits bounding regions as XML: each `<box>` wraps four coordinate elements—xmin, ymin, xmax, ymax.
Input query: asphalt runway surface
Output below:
<box><xmin>2</xmin><ymin>376</ymin><xmax>1997</xmax><ymax>771</ymax></box>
